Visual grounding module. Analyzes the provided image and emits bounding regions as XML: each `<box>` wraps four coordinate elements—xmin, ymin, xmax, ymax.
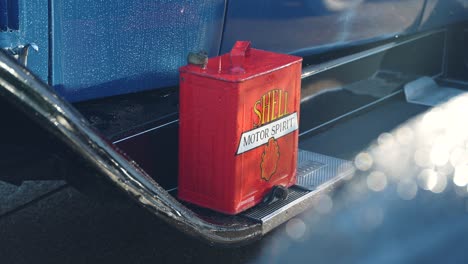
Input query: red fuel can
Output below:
<box><xmin>178</xmin><ymin>41</ymin><xmax>302</xmax><ymax>214</ymax></box>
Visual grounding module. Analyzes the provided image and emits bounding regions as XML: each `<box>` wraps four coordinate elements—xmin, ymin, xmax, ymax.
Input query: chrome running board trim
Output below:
<box><xmin>0</xmin><ymin>50</ymin><xmax>354</xmax><ymax>245</ymax></box>
<box><xmin>242</xmin><ymin>151</ymin><xmax>354</xmax><ymax>234</ymax></box>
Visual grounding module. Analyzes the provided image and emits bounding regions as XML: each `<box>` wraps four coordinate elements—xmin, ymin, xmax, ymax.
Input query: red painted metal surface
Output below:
<box><xmin>178</xmin><ymin>41</ymin><xmax>302</xmax><ymax>214</ymax></box>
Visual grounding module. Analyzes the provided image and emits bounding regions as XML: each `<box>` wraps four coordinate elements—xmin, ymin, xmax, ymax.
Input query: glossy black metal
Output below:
<box><xmin>0</xmin><ymin>50</ymin><xmax>262</xmax><ymax>245</ymax></box>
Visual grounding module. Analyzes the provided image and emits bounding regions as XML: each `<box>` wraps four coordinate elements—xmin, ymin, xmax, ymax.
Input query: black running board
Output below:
<box><xmin>0</xmin><ymin>51</ymin><xmax>354</xmax><ymax>245</ymax></box>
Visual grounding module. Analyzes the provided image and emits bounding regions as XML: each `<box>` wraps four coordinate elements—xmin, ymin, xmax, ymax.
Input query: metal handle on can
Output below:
<box><xmin>230</xmin><ymin>41</ymin><xmax>251</xmax><ymax>74</ymax></box>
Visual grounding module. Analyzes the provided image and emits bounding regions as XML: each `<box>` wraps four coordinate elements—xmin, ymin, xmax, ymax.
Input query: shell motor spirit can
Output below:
<box><xmin>178</xmin><ymin>41</ymin><xmax>302</xmax><ymax>215</ymax></box>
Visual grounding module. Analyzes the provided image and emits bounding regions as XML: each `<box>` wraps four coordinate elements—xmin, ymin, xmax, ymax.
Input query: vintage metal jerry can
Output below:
<box><xmin>178</xmin><ymin>41</ymin><xmax>302</xmax><ymax>214</ymax></box>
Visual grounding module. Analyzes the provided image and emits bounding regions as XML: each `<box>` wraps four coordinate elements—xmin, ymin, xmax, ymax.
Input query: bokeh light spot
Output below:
<box><xmin>355</xmin><ymin>152</ymin><xmax>373</xmax><ymax>171</ymax></box>
<box><xmin>285</xmin><ymin>218</ymin><xmax>307</xmax><ymax>240</ymax></box>
<box><xmin>454</xmin><ymin>164</ymin><xmax>468</xmax><ymax>187</ymax></box>
<box><xmin>430</xmin><ymin>173</ymin><xmax>447</xmax><ymax>194</ymax></box>
<box><xmin>377</xmin><ymin>133</ymin><xmax>395</xmax><ymax>148</ymax></box>
<box><xmin>417</xmin><ymin>169</ymin><xmax>437</xmax><ymax>190</ymax></box>
<box><xmin>366</xmin><ymin>171</ymin><xmax>387</xmax><ymax>192</ymax></box>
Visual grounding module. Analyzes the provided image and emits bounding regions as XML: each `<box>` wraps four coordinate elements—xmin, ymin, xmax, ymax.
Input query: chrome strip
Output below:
<box><xmin>301</xmin><ymin>29</ymin><xmax>445</xmax><ymax>79</ymax></box>
<box><xmin>439</xmin><ymin>78</ymin><xmax>468</xmax><ymax>86</ymax></box>
<box><xmin>442</xmin><ymin>29</ymin><xmax>449</xmax><ymax>77</ymax></box>
<box><xmin>299</xmin><ymin>90</ymin><xmax>403</xmax><ymax>137</ymax></box>
<box><xmin>113</xmin><ymin>119</ymin><xmax>179</xmax><ymax>144</ymax></box>
<box><xmin>301</xmin><ymin>43</ymin><xmax>394</xmax><ymax>79</ymax></box>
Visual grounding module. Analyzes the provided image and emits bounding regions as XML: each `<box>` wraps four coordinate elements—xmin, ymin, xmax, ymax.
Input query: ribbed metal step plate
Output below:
<box><xmin>242</xmin><ymin>150</ymin><xmax>354</xmax><ymax>233</ymax></box>
<box><xmin>296</xmin><ymin>150</ymin><xmax>354</xmax><ymax>191</ymax></box>
<box><xmin>242</xmin><ymin>187</ymin><xmax>309</xmax><ymax>220</ymax></box>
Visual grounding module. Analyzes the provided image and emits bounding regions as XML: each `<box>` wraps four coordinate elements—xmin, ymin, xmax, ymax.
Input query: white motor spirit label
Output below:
<box><xmin>237</xmin><ymin>112</ymin><xmax>299</xmax><ymax>154</ymax></box>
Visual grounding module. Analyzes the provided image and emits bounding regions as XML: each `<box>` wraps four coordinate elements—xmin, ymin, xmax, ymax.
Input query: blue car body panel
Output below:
<box><xmin>420</xmin><ymin>0</ymin><xmax>468</xmax><ymax>30</ymax></box>
<box><xmin>0</xmin><ymin>0</ymin><xmax>467</xmax><ymax>102</ymax></box>
<box><xmin>220</xmin><ymin>0</ymin><xmax>426</xmax><ymax>55</ymax></box>
<box><xmin>0</xmin><ymin>0</ymin><xmax>48</xmax><ymax>82</ymax></box>
<box><xmin>0</xmin><ymin>0</ymin><xmax>20</xmax><ymax>31</ymax></box>
<box><xmin>51</xmin><ymin>0</ymin><xmax>226</xmax><ymax>102</ymax></box>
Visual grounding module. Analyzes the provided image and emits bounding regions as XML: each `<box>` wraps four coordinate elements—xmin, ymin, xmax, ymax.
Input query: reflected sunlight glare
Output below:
<box><xmin>414</xmin><ymin>148</ymin><xmax>433</xmax><ymax>168</ymax></box>
<box><xmin>430</xmin><ymin>140</ymin><xmax>450</xmax><ymax>167</ymax></box>
<box><xmin>264</xmin><ymin>94</ymin><xmax>468</xmax><ymax>250</ymax></box>
<box><xmin>454</xmin><ymin>164</ymin><xmax>468</xmax><ymax>187</ymax></box>
<box><xmin>365</xmin><ymin>94</ymin><xmax>468</xmax><ymax>197</ymax></box>
<box><xmin>430</xmin><ymin>173</ymin><xmax>447</xmax><ymax>194</ymax></box>
<box><xmin>395</xmin><ymin>126</ymin><xmax>414</xmax><ymax>145</ymax></box>
<box><xmin>417</xmin><ymin>169</ymin><xmax>437</xmax><ymax>190</ymax></box>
